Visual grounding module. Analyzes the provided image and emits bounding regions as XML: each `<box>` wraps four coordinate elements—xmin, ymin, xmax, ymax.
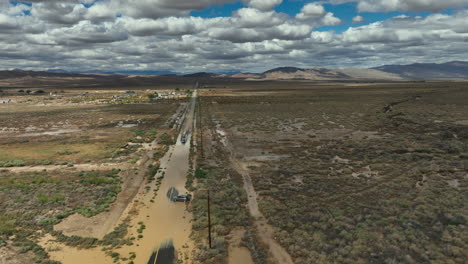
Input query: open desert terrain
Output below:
<box><xmin>2</xmin><ymin>78</ymin><xmax>466</xmax><ymax>264</ymax></box>
<box><xmin>193</xmin><ymin>81</ymin><xmax>468</xmax><ymax>264</ymax></box>
<box><xmin>2</xmin><ymin>0</ymin><xmax>468</xmax><ymax>263</ymax></box>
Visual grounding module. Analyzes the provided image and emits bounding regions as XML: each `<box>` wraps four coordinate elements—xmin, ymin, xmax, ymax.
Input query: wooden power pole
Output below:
<box><xmin>207</xmin><ymin>189</ymin><xmax>212</xmax><ymax>249</ymax></box>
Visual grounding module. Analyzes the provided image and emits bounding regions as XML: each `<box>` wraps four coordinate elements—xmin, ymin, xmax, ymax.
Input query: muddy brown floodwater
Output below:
<box><xmin>41</xmin><ymin>91</ymin><xmax>197</xmax><ymax>264</ymax></box>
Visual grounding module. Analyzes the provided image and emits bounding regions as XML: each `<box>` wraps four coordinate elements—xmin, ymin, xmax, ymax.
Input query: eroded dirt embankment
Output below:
<box><xmin>53</xmin><ymin>151</ymin><xmax>154</xmax><ymax>239</ymax></box>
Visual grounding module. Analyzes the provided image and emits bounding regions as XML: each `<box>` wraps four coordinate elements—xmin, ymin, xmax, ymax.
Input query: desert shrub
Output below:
<box><xmin>102</xmin><ymin>222</ymin><xmax>130</xmax><ymax>248</ymax></box>
<box><xmin>159</xmin><ymin>133</ymin><xmax>175</xmax><ymax>145</ymax></box>
<box><xmin>0</xmin><ymin>215</ymin><xmax>17</xmax><ymax>235</ymax></box>
<box><xmin>195</xmin><ymin>168</ymin><xmax>207</xmax><ymax>179</ymax></box>
<box><xmin>0</xmin><ymin>160</ymin><xmax>26</xmax><ymax>167</ymax></box>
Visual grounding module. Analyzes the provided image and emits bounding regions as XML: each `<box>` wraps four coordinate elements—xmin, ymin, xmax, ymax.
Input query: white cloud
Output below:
<box><xmin>352</xmin><ymin>15</ymin><xmax>364</xmax><ymax>23</ymax></box>
<box><xmin>112</xmin><ymin>0</ymin><xmax>238</xmax><ymax>18</ymax></box>
<box><xmin>5</xmin><ymin>3</ymin><xmax>32</xmax><ymax>16</ymax></box>
<box><xmin>296</xmin><ymin>3</ymin><xmax>341</xmax><ymax>26</ymax></box>
<box><xmin>235</xmin><ymin>8</ymin><xmax>287</xmax><ymax>28</ymax></box>
<box><xmin>245</xmin><ymin>0</ymin><xmax>283</xmax><ymax>11</ymax></box>
<box><xmin>0</xmin><ymin>0</ymin><xmax>467</xmax><ymax>72</ymax></box>
<box><xmin>31</xmin><ymin>2</ymin><xmax>87</xmax><ymax>24</ymax></box>
<box><xmin>0</xmin><ymin>13</ymin><xmax>18</xmax><ymax>30</ymax></box>
<box><xmin>321</xmin><ymin>12</ymin><xmax>342</xmax><ymax>25</ymax></box>
<box><xmin>123</xmin><ymin>16</ymin><xmax>204</xmax><ymax>36</ymax></box>
<box><xmin>331</xmin><ymin>0</ymin><xmax>468</xmax><ymax>12</ymax></box>
<box><xmin>85</xmin><ymin>2</ymin><xmax>117</xmax><ymax>21</ymax></box>
<box><xmin>341</xmin><ymin>11</ymin><xmax>468</xmax><ymax>46</ymax></box>
<box><xmin>296</xmin><ymin>3</ymin><xmax>326</xmax><ymax>20</ymax></box>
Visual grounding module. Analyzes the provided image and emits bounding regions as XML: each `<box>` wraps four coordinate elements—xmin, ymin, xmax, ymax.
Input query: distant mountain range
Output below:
<box><xmin>256</xmin><ymin>61</ymin><xmax>468</xmax><ymax>80</ymax></box>
<box><xmin>46</xmin><ymin>69</ymin><xmax>177</xmax><ymax>76</ymax></box>
<box><xmin>1</xmin><ymin>61</ymin><xmax>467</xmax><ymax>81</ymax></box>
<box><xmin>372</xmin><ymin>61</ymin><xmax>468</xmax><ymax>79</ymax></box>
<box><xmin>260</xmin><ymin>67</ymin><xmax>351</xmax><ymax>80</ymax></box>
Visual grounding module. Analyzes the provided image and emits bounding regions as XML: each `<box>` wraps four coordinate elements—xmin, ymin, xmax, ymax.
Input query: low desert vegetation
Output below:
<box><xmin>0</xmin><ymin>88</ymin><xmax>183</xmax><ymax>263</ymax></box>
<box><xmin>0</xmin><ymin>169</ymin><xmax>122</xmax><ymax>262</ymax></box>
<box><xmin>198</xmin><ymin>82</ymin><xmax>468</xmax><ymax>264</ymax></box>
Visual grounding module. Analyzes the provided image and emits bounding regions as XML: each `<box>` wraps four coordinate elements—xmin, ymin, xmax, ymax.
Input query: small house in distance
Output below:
<box><xmin>124</xmin><ymin>91</ymin><xmax>137</xmax><ymax>97</ymax></box>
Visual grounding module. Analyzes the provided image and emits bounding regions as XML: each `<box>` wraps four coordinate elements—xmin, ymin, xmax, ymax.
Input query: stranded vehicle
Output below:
<box><xmin>181</xmin><ymin>130</ymin><xmax>190</xmax><ymax>144</ymax></box>
<box><xmin>173</xmin><ymin>194</ymin><xmax>191</xmax><ymax>202</ymax></box>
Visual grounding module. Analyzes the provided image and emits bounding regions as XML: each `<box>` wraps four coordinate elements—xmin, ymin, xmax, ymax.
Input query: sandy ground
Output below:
<box><xmin>3</xmin><ymin>162</ymin><xmax>129</xmax><ymax>174</ymax></box>
<box><xmin>0</xmin><ymin>245</ymin><xmax>34</xmax><ymax>264</ymax></box>
<box><xmin>227</xmin><ymin>228</ymin><xmax>254</xmax><ymax>264</ymax></box>
<box><xmin>54</xmin><ymin>153</ymin><xmax>153</xmax><ymax>239</ymax></box>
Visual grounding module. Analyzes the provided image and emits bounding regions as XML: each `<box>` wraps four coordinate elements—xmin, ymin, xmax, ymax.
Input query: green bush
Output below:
<box><xmin>36</xmin><ymin>193</ymin><xmax>49</xmax><ymax>204</ymax></box>
<box><xmin>0</xmin><ymin>215</ymin><xmax>17</xmax><ymax>235</ymax></box>
<box><xmin>195</xmin><ymin>168</ymin><xmax>207</xmax><ymax>179</ymax></box>
<box><xmin>159</xmin><ymin>133</ymin><xmax>175</xmax><ymax>145</ymax></box>
<box><xmin>0</xmin><ymin>160</ymin><xmax>26</xmax><ymax>167</ymax></box>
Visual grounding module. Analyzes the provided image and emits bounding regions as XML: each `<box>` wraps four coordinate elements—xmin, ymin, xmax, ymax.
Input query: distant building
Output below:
<box><xmin>124</xmin><ymin>91</ymin><xmax>137</xmax><ymax>97</ymax></box>
<box><xmin>0</xmin><ymin>99</ymin><xmax>11</xmax><ymax>104</ymax></box>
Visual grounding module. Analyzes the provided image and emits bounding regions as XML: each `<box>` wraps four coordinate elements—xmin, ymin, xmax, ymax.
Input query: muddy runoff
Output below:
<box><xmin>41</xmin><ymin>92</ymin><xmax>197</xmax><ymax>264</ymax></box>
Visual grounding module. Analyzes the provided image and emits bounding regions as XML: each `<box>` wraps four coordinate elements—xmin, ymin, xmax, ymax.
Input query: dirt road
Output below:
<box><xmin>216</xmin><ymin>122</ymin><xmax>293</xmax><ymax>264</ymax></box>
<box><xmin>232</xmin><ymin>160</ymin><xmax>294</xmax><ymax>264</ymax></box>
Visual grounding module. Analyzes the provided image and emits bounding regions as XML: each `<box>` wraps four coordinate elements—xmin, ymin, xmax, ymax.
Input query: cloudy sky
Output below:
<box><xmin>1</xmin><ymin>0</ymin><xmax>467</xmax><ymax>73</ymax></box>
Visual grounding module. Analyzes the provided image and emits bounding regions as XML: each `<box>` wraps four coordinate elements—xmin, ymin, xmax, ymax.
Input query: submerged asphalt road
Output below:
<box><xmin>147</xmin><ymin>240</ymin><xmax>175</xmax><ymax>264</ymax></box>
<box><xmin>144</xmin><ymin>89</ymin><xmax>197</xmax><ymax>264</ymax></box>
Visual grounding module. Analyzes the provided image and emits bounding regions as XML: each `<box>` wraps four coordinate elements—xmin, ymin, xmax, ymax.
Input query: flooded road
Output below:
<box><xmin>42</xmin><ymin>91</ymin><xmax>197</xmax><ymax>264</ymax></box>
<box><xmin>124</xmin><ymin>90</ymin><xmax>197</xmax><ymax>263</ymax></box>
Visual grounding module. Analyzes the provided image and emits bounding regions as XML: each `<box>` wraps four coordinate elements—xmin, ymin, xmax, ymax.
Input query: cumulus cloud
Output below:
<box><xmin>0</xmin><ymin>13</ymin><xmax>19</xmax><ymax>30</ymax></box>
<box><xmin>31</xmin><ymin>2</ymin><xmax>87</xmax><ymax>24</ymax></box>
<box><xmin>331</xmin><ymin>0</ymin><xmax>468</xmax><ymax>12</ymax></box>
<box><xmin>85</xmin><ymin>2</ymin><xmax>117</xmax><ymax>22</ymax></box>
<box><xmin>321</xmin><ymin>12</ymin><xmax>342</xmax><ymax>25</ymax></box>
<box><xmin>0</xmin><ymin>0</ymin><xmax>467</xmax><ymax>72</ymax></box>
<box><xmin>352</xmin><ymin>15</ymin><xmax>364</xmax><ymax>23</ymax></box>
<box><xmin>341</xmin><ymin>12</ymin><xmax>468</xmax><ymax>44</ymax></box>
<box><xmin>296</xmin><ymin>3</ymin><xmax>326</xmax><ymax>20</ymax></box>
<box><xmin>244</xmin><ymin>0</ymin><xmax>283</xmax><ymax>11</ymax></box>
<box><xmin>123</xmin><ymin>17</ymin><xmax>189</xmax><ymax>36</ymax></box>
<box><xmin>235</xmin><ymin>8</ymin><xmax>287</xmax><ymax>28</ymax></box>
<box><xmin>111</xmin><ymin>0</ymin><xmax>239</xmax><ymax>18</ymax></box>
<box><xmin>296</xmin><ymin>3</ymin><xmax>341</xmax><ymax>26</ymax></box>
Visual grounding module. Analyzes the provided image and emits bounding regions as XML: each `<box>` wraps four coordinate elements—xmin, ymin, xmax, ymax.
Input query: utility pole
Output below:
<box><xmin>207</xmin><ymin>189</ymin><xmax>212</xmax><ymax>249</ymax></box>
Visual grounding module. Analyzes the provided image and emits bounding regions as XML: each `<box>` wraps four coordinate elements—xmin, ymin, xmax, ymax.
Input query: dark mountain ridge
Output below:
<box><xmin>373</xmin><ymin>61</ymin><xmax>468</xmax><ymax>79</ymax></box>
<box><xmin>2</xmin><ymin>60</ymin><xmax>467</xmax><ymax>80</ymax></box>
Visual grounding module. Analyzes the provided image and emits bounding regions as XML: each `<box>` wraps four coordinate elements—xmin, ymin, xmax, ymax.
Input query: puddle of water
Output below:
<box><xmin>228</xmin><ymin>229</ymin><xmax>254</xmax><ymax>264</ymax></box>
<box><xmin>215</xmin><ymin>124</ymin><xmax>227</xmax><ymax>146</ymax></box>
<box><xmin>352</xmin><ymin>165</ymin><xmax>378</xmax><ymax>178</ymax></box>
<box><xmin>455</xmin><ymin>120</ymin><xmax>468</xmax><ymax>125</ymax></box>
<box><xmin>116</xmin><ymin>121</ymin><xmax>138</xmax><ymax>128</ymax></box>
<box><xmin>120</xmin><ymin>124</ymin><xmax>138</xmax><ymax>128</ymax></box>
<box><xmin>332</xmin><ymin>155</ymin><xmax>349</xmax><ymax>164</ymax></box>
<box><xmin>245</xmin><ymin>154</ymin><xmax>289</xmax><ymax>161</ymax></box>
<box><xmin>18</xmin><ymin>129</ymin><xmax>81</xmax><ymax>137</ymax></box>
<box><xmin>447</xmin><ymin>179</ymin><xmax>460</xmax><ymax>188</ymax></box>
